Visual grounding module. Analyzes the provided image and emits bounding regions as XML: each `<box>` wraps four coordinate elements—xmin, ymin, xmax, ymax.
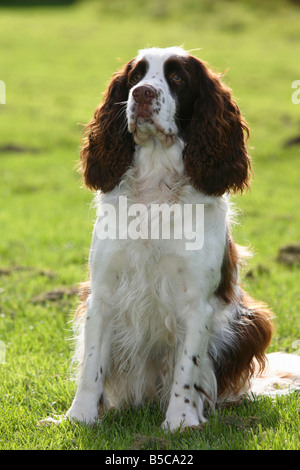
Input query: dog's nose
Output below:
<box><xmin>132</xmin><ymin>85</ymin><xmax>156</xmax><ymax>104</ymax></box>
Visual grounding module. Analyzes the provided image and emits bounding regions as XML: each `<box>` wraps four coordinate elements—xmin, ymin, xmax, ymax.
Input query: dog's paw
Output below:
<box><xmin>66</xmin><ymin>404</ymin><xmax>99</xmax><ymax>425</ymax></box>
<box><xmin>162</xmin><ymin>407</ymin><xmax>202</xmax><ymax>432</ymax></box>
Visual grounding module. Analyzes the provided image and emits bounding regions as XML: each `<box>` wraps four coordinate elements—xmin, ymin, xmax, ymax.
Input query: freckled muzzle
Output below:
<box><xmin>127</xmin><ymin>82</ymin><xmax>176</xmax><ymax>147</ymax></box>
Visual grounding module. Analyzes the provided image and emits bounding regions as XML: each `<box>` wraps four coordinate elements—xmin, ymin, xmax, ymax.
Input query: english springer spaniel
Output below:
<box><xmin>64</xmin><ymin>47</ymin><xmax>299</xmax><ymax>431</ymax></box>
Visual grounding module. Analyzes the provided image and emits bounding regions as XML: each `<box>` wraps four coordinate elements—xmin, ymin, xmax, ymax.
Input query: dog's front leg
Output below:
<box><xmin>66</xmin><ymin>296</ymin><xmax>112</xmax><ymax>424</ymax></box>
<box><xmin>162</xmin><ymin>301</ymin><xmax>216</xmax><ymax>431</ymax></box>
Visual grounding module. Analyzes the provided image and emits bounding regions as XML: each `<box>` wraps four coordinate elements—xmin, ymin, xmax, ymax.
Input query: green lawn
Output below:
<box><xmin>0</xmin><ymin>0</ymin><xmax>299</xmax><ymax>450</ymax></box>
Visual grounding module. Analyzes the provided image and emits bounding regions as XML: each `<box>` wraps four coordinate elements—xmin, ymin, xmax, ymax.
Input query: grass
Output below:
<box><xmin>0</xmin><ymin>0</ymin><xmax>300</xmax><ymax>450</ymax></box>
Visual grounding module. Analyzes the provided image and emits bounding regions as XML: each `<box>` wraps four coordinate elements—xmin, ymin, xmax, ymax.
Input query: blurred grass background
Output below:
<box><xmin>0</xmin><ymin>0</ymin><xmax>299</xmax><ymax>450</ymax></box>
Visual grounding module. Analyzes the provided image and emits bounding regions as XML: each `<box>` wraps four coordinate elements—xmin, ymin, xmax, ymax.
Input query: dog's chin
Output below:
<box><xmin>130</xmin><ymin>118</ymin><xmax>175</xmax><ymax>148</ymax></box>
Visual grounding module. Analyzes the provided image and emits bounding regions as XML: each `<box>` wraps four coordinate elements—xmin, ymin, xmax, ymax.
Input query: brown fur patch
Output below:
<box><xmin>215</xmin><ymin>290</ymin><xmax>274</xmax><ymax>399</ymax></box>
<box><xmin>182</xmin><ymin>55</ymin><xmax>252</xmax><ymax>196</ymax></box>
<box><xmin>74</xmin><ymin>280</ymin><xmax>90</xmax><ymax>318</ymax></box>
<box><xmin>215</xmin><ymin>233</ymin><xmax>240</xmax><ymax>304</ymax></box>
<box><xmin>78</xmin><ymin>61</ymin><xmax>135</xmax><ymax>193</ymax></box>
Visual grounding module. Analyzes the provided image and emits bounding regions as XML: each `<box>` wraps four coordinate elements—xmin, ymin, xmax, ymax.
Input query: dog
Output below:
<box><xmin>63</xmin><ymin>47</ymin><xmax>300</xmax><ymax>431</ymax></box>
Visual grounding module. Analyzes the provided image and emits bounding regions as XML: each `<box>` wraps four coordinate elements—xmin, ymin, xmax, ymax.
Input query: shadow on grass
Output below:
<box><xmin>44</xmin><ymin>396</ymin><xmax>299</xmax><ymax>450</ymax></box>
<box><xmin>0</xmin><ymin>0</ymin><xmax>78</xmax><ymax>7</ymax></box>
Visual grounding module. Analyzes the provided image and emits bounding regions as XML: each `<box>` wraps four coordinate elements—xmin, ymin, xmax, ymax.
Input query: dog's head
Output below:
<box><xmin>80</xmin><ymin>47</ymin><xmax>251</xmax><ymax>196</ymax></box>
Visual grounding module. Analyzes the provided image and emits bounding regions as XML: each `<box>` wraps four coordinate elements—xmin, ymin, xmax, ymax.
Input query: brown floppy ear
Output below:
<box><xmin>183</xmin><ymin>56</ymin><xmax>252</xmax><ymax>196</ymax></box>
<box><xmin>79</xmin><ymin>60</ymin><xmax>135</xmax><ymax>192</ymax></box>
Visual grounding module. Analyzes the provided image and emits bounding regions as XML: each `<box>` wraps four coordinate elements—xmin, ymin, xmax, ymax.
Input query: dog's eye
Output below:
<box><xmin>131</xmin><ymin>72</ymin><xmax>142</xmax><ymax>85</ymax></box>
<box><xmin>169</xmin><ymin>72</ymin><xmax>184</xmax><ymax>84</ymax></box>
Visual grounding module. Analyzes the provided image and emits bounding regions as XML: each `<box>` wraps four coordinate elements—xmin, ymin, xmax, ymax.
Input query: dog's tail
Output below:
<box><xmin>248</xmin><ymin>352</ymin><xmax>300</xmax><ymax>397</ymax></box>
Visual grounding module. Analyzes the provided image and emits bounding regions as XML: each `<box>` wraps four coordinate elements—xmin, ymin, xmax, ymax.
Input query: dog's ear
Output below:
<box><xmin>183</xmin><ymin>56</ymin><xmax>252</xmax><ymax>196</ymax></box>
<box><xmin>79</xmin><ymin>60</ymin><xmax>135</xmax><ymax>192</ymax></box>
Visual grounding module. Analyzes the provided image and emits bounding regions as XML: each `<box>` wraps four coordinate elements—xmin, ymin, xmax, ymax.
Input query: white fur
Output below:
<box><xmin>67</xmin><ymin>134</ymin><xmax>230</xmax><ymax>429</ymax></box>
<box><xmin>249</xmin><ymin>353</ymin><xmax>300</xmax><ymax>397</ymax></box>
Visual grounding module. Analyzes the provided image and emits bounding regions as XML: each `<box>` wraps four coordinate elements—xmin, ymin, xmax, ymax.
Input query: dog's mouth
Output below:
<box><xmin>129</xmin><ymin>114</ymin><xmax>175</xmax><ymax>148</ymax></box>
